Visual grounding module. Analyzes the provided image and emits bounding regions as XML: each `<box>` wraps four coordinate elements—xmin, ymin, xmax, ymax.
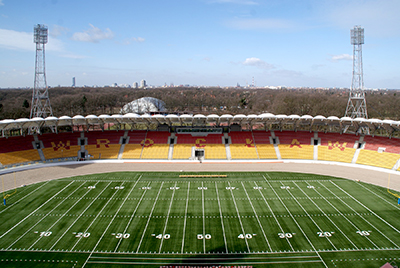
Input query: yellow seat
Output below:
<box><xmin>357</xmin><ymin>150</ymin><xmax>400</xmax><ymax>169</ymax></box>
<box><xmin>318</xmin><ymin>146</ymin><xmax>355</xmax><ymax>163</ymax></box>
<box><xmin>230</xmin><ymin>144</ymin><xmax>258</xmax><ymax>159</ymax></box>
<box><xmin>141</xmin><ymin>144</ymin><xmax>169</xmax><ymax>159</ymax></box>
<box><xmin>204</xmin><ymin>144</ymin><xmax>226</xmax><ymax>159</ymax></box>
<box><xmin>279</xmin><ymin>144</ymin><xmax>313</xmax><ymax>159</ymax></box>
<box><xmin>257</xmin><ymin>144</ymin><xmax>277</xmax><ymax>159</ymax></box>
<box><xmin>0</xmin><ymin>149</ymin><xmax>41</xmax><ymax>165</ymax></box>
<box><xmin>172</xmin><ymin>144</ymin><xmax>193</xmax><ymax>159</ymax></box>
<box><xmin>86</xmin><ymin>144</ymin><xmax>121</xmax><ymax>159</ymax></box>
<box><xmin>42</xmin><ymin>145</ymin><xmax>80</xmax><ymax>159</ymax></box>
<box><xmin>122</xmin><ymin>144</ymin><xmax>143</xmax><ymax>159</ymax></box>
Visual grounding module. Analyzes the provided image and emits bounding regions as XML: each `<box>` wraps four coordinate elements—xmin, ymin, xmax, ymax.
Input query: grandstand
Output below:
<box><xmin>0</xmin><ymin>114</ymin><xmax>400</xmax><ymax>171</ymax></box>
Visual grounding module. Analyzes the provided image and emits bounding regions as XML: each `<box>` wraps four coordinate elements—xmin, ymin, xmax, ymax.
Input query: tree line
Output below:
<box><xmin>0</xmin><ymin>86</ymin><xmax>399</xmax><ymax>120</ymax></box>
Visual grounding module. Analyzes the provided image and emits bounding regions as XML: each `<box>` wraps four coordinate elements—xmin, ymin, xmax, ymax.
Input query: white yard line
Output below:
<box><xmin>280</xmin><ymin>181</ymin><xmax>337</xmax><ymax>250</ymax></box>
<box><xmin>330</xmin><ymin>180</ymin><xmax>400</xmax><ymax>248</ymax></box>
<box><xmin>254</xmin><ymin>181</ymin><xmax>294</xmax><ymax>251</ymax></box>
<box><xmin>136</xmin><ymin>182</ymin><xmax>164</xmax><ymax>253</ymax></box>
<box><xmin>202</xmin><ymin>181</ymin><xmax>206</xmax><ymax>254</ymax></box>
<box><xmin>241</xmin><ymin>181</ymin><xmax>272</xmax><ymax>252</ymax></box>
<box><xmin>293</xmin><ymin>181</ymin><xmax>357</xmax><ymax>249</ymax></box>
<box><xmin>227</xmin><ymin>181</ymin><xmax>250</xmax><ymax>253</ymax></box>
<box><xmin>263</xmin><ymin>174</ymin><xmax>328</xmax><ymax>268</ymax></box>
<box><xmin>114</xmin><ymin>180</ymin><xmax>150</xmax><ymax>252</ymax></box>
<box><xmin>358</xmin><ymin>183</ymin><xmax>400</xmax><ymax>210</ymax></box>
<box><xmin>158</xmin><ymin>182</ymin><xmax>176</xmax><ymax>253</ymax></box>
<box><xmin>0</xmin><ymin>180</ymin><xmax>75</xmax><ymax>240</ymax></box>
<box><xmin>70</xmin><ymin>181</ymin><xmax>126</xmax><ymax>251</ymax></box>
<box><xmin>49</xmin><ymin>181</ymin><xmax>112</xmax><ymax>250</ymax></box>
<box><xmin>215</xmin><ymin>182</ymin><xmax>228</xmax><ymax>254</ymax></box>
<box><xmin>180</xmin><ymin>182</ymin><xmax>190</xmax><ymax>254</ymax></box>
<box><xmin>0</xmin><ymin>181</ymin><xmax>51</xmax><ymax>215</ymax></box>
<box><xmin>81</xmin><ymin>176</ymin><xmax>141</xmax><ymax>268</ymax></box>
<box><xmin>13</xmin><ymin>181</ymin><xmax>87</xmax><ymax>250</ymax></box>
<box><xmin>300</xmin><ymin>181</ymin><xmax>358</xmax><ymax>249</ymax></box>
<box><xmin>318</xmin><ymin>181</ymin><xmax>379</xmax><ymax>248</ymax></box>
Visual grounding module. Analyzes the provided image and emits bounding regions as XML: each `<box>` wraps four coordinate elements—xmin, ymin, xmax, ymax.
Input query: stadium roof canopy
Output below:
<box><xmin>1</xmin><ymin>113</ymin><xmax>400</xmax><ymax>135</ymax></box>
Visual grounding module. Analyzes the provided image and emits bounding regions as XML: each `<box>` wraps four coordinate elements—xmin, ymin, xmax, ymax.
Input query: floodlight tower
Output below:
<box><xmin>345</xmin><ymin>25</ymin><xmax>368</xmax><ymax>120</ymax></box>
<box><xmin>30</xmin><ymin>24</ymin><xmax>53</xmax><ymax>119</ymax></box>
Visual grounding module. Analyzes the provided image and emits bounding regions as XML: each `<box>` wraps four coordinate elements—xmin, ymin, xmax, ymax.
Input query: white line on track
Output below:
<box><xmin>0</xmin><ymin>181</ymin><xmax>51</xmax><ymax>215</ymax></box>
<box><xmin>70</xmin><ymin>181</ymin><xmax>126</xmax><ymax>251</ymax></box>
<box><xmin>8</xmin><ymin>181</ymin><xmax>86</xmax><ymax>250</ymax></box>
<box><xmin>181</xmin><ymin>182</ymin><xmax>190</xmax><ymax>254</ymax></box>
<box><xmin>254</xmin><ymin>181</ymin><xmax>294</xmax><ymax>251</ymax></box>
<box><xmin>241</xmin><ymin>181</ymin><xmax>272</xmax><ymax>252</ymax></box>
<box><xmin>227</xmin><ymin>181</ymin><xmax>250</xmax><ymax>253</ymax></box>
<box><xmin>280</xmin><ymin>181</ymin><xmax>337</xmax><ymax>250</ymax></box>
<box><xmin>159</xmin><ymin>182</ymin><xmax>176</xmax><ymax>253</ymax></box>
<box><xmin>136</xmin><ymin>182</ymin><xmax>164</xmax><ymax>253</ymax></box>
<box><xmin>0</xmin><ymin>180</ymin><xmax>75</xmax><ymax>240</ymax></box>
<box><xmin>114</xmin><ymin>180</ymin><xmax>150</xmax><ymax>253</ymax></box>
<box><xmin>263</xmin><ymin>174</ymin><xmax>328</xmax><ymax>268</ymax></box>
<box><xmin>330</xmin><ymin>180</ymin><xmax>400</xmax><ymax>248</ymax></box>
<box><xmin>49</xmin><ymin>181</ymin><xmax>112</xmax><ymax>250</ymax></box>
<box><xmin>81</xmin><ymin>175</ymin><xmax>142</xmax><ymax>268</ymax></box>
<box><xmin>215</xmin><ymin>181</ymin><xmax>228</xmax><ymax>254</ymax></box>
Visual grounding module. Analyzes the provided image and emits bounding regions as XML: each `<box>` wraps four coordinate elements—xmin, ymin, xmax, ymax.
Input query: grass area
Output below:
<box><xmin>1</xmin><ymin>171</ymin><xmax>400</xmax><ymax>267</ymax></box>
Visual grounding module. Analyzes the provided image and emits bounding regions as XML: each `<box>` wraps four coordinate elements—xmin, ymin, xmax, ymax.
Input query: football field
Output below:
<box><xmin>1</xmin><ymin>171</ymin><xmax>400</xmax><ymax>267</ymax></box>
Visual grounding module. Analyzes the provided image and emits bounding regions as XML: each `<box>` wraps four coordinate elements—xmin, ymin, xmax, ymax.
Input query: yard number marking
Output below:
<box><xmin>142</xmin><ymin>187</ymin><xmax>151</xmax><ymax>190</ymax></box>
<box><xmin>307</xmin><ymin>185</ymin><xmax>315</xmax><ymax>189</ymax></box>
<box><xmin>152</xmin><ymin>234</ymin><xmax>170</xmax><ymax>239</ymax></box>
<box><xmin>278</xmin><ymin>232</ymin><xmax>294</xmax><ymax>238</ymax></box>
<box><xmin>357</xmin><ymin>230</ymin><xmax>371</xmax><ymax>236</ymax></box>
<box><xmin>226</xmin><ymin>187</ymin><xmax>236</xmax><ymax>190</ymax></box>
<box><xmin>113</xmin><ymin>186</ymin><xmax>124</xmax><ymax>189</ymax></box>
<box><xmin>198</xmin><ymin>187</ymin><xmax>207</xmax><ymax>190</ymax></box>
<box><xmin>317</xmin><ymin>231</ymin><xmax>334</xmax><ymax>237</ymax></box>
<box><xmin>238</xmin><ymin>233</ymin><xmax>255</xmax><ymax>239</ymax></box>
<box><xmin>280</xmin><ymin>186</ymin><xmax>290</xmax><ymax>189</ymax></box>
<box><xmin>88</xmin><ymin>186</ymin><xmax>96</xmax><ymax>189</ymax></box>
<box><xmin>169</xmin><ymin>187</ymin><xmax>179</xmax><ymax>190</ymax></box>
<box><xmin>74</xmin><ymin>232</ymin><xmax>90</xmax><ymax>238</ymax></box>
<box><xmin>197</xmin><ymin>234</ymin><xmax>212</xmax><ymax>239</ymax></box>
<box><xmin>39</xmin><ymin>231</ymin><xmax>52</xmax><ymax>237</ymax></box>
<box><xmin>253</xmin><ymin>186</ymin><xmax>262</xmax><ymax>190</ymax></box>
<box><xmin>112</xmin><ymin>233</ymin><xmax>130</xmax><ymax>239</ymax></box>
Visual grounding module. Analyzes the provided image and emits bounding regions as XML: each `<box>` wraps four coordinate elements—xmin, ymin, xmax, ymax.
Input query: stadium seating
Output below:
<box><xmin>85</xmin><ymin>131</ymin><xmax>123</xmax><ymax>159</ymax></box>
<box><xmin>317</xmin><ymin>133</ymin><xmax>358</xmax><ymax>163</ymax></box>
<box><xmin>141</xmin><ymin>131</ymin><xmax>170</xmax><ymax>159</ymax></box>
<box><xmin>363</xmin><ymin>136</ymin><xmax>400</xmax><ymax>153</ymax></box>
<box><xmin>252</xmin><ymin>131</ymin><xmax>277</xmax><ymax>159</ymax></box>
<box><xmin>229</xmin><ymin>132</ymin><xmax>258</xmax><ymax>159</ymax></box>
<box><xmin>0</xmin><ymin>135</ymin><xmax>40</xmax><ymax>166</ymax></box>
<box><xmin>357</xmin><ymin>150</ymin><xmax>400</xmax><ymax>169</ymax></box>
<box><xmin>0</xmin><ymin>150</ymin><xmax>41</xmax><ymax>166</ymax></box>
<box><xmin>122</xmin><ymin>131</ymin><xmax>146</xmax><ymax>159</ymax></box>
<box><xmin>172</xmin><ymin>133</ymin><xmax>225</xmax><ymax>159</ymax></box>
<box><xmin>275</xmin><ymin>131</ymin><xmax>314</xmax><ymax>159</ymax></box>
<box><xmin>40</xmin><ymin>132</ymin><xmax>81</xmax><ymax>159</ymax></box>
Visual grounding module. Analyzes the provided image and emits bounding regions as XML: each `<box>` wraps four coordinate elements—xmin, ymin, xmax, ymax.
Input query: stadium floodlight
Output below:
<box><xmin>31</xmin><ymin>24</ymin><xmax>53</xmax><ymax>123</ymax></box>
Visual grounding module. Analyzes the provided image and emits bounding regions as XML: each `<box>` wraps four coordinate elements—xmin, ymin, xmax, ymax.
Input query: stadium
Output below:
<box><xmin>1</xmin><ymin>113</ymin><xmax>400</xmax><ymax>268</ymax></box>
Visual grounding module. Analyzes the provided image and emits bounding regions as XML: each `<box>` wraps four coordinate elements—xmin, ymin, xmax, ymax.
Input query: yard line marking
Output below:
<box><xmin>254</xmin><ymin>181</ymin><xmax>294</xmax><ymax>251</ymax></box>
<box><xmin>0</xmin><ymin>180</ymin><xmax>75</xmax><ymax>240</ymax></box>
<box><xmin>202</xmin><ymin>181</ymin><xmax>206</xmax><ymax>254</ymax></box>
<box><xmin>330</xmin><ymin>181</ymin><xmax>400</xmax><ymax>248</ymax></box>
<box><xmin>114</xmin><ymin>180</ymin><xmax>150</xmax><ymax>253</ymax></box>
<box><xmin>81</xmin><ymin>176</ymin><xmax>141</xmax><ymax>268</ymax></box>
<box><xmin>49</xmin><ymin>181</ymin><xmax>112</xmax><ymax>250</ymax></box>
<box><xmin>70</xmin><ymin>181</ymin><xmax>126</xmax><ymax>251</ymax></box>
<box><xmin>264</xmin><ymin>174</ymin><xmax>328</xmax><ymax>268</ymax></box>
<box><xmin>227</xmin><ymin>181</ymin><xmax>250</xmax><ymax>253</ymax></box>
<box><xmin>9</xmin><ymin>181</ymin><xmax>86</xmax><ymax>250</ymax></box>
<box><xmin>136</xmin><ymin>182</ymin><xmax>164</xmax><ymax>253</ymax></box>
<box><xmin>293</xmin><ymin>181</ymin><xmax>357</xmax><ymax>249</ymax></box>
<box><xmin>318</xmin><ymin>182</ymin><xmax>379</xmax><ymax>248</ymax></box>
<box><xmin>181</xmin><ymin>182</ymin><xmax>190</xmax><ymax>254</ymax></box>
<box><xmin>302</xmin><ymin>181</ymin><xmax>358</xmax><ymax>249</ymax></box>
<box><xmin>241</xmin><ymin>181</ymin><xmax>272</xmax><ymax>252</ymax></box>
<box><xmin>159</xmin><ymin>182</ymin><xmax>176</xmax><ymax>253</ymax></box>
<box><xmin>280</xmin><ymin>181</ymin><xmax>337</xmax><ymax>250</ymax></box>
<box><xmin>0</xmin><ymin>181</ymin><xmax>51</xmax><ymax>215</ymax></box>
<box><xmin>358</xmin><ymin>183</ymin><xmax>400</xmax><ymax>211</ymax></box>
<box><xmin>215</xmin><ymin>182</ymin><xmax>228</xmax><ymax>254</ymax></box>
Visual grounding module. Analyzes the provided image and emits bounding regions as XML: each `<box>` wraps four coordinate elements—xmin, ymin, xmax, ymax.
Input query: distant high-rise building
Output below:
<box><xmin>133</xmin><ymin>82</ymin><xmax>138</xmax><ymax>89</ymax></box>
<box><xmin>140</xmin><ymin>79</ymin><xmax>146</xmax><ymax>88</ymax></box>
<box><xmin>72</xmin><ymin>77</ymin><xmax>76</xmax><ymax>87</ymax></box>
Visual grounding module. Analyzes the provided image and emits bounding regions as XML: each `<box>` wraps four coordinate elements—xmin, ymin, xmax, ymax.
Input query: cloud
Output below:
<box><xmin>331</xmin><ymin>54</ymin><xmax>352</xmax><ymax>61</ymax></box>
<box><xmin>50</xmin><ymin>25</ymin><xmax>69</xmax><ymax>38</ymax></box>
<box><xmin>0</xmin><ymin>0</ymin><xmax>4</xmax><ymax>6</ymax></box>
<box><xmin>242</xmin><ymin>57</ymin><xmax>274</xmax><ymax>69</ymax></box>
<box><xmin>227</xmin><ymin>18</ymin><xmax>295</xmax><ymax>30</ymax></box>
<box><xmin>71</xmin><ymin>24</ymin><xmax>114</xmax><ymax>43</ymax></box>
<box><xmin>120</xmin><ymin>37</ymin><xmax>145</xmax><ymax>45</ymax></box>
<box><xmin>209</xmin><ymin>0</ymin><xmax>258</xmax><ymax>5</ymax></box>
<box><xmin>0</xmin><ymin>28</ymin><xmax>64</xmax><ymax>51</ymax></box>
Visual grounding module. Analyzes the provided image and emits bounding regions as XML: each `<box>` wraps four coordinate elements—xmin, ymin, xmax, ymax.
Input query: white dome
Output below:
<box><xmin>121</xmin><ymin>97</ymin><xmax>166</xmax><ymax>114</ymax></box>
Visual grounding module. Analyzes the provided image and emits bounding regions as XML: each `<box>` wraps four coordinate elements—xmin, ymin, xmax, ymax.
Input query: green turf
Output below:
<box><xmin>1</xmin><ymin>171</ymin><xmax>400</xmax><ymax>267</ymax></box>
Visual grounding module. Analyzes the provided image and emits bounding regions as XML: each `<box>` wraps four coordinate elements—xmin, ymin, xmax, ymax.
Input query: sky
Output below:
<box><xmin>0</xmin><ymin>0</ymin><xmax>400</xmax><ymax>89</ymax></box>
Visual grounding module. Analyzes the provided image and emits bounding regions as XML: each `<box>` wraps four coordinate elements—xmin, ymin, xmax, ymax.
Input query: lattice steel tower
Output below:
<box><xmin>345</xmin><ymin>25</ymin><xmax>368</xmax><ymax>119</ymax></box>
<box><xmin>30</xmin><ymin>24</ymin><xmax>53</xmax><ymax>119</ymax></box>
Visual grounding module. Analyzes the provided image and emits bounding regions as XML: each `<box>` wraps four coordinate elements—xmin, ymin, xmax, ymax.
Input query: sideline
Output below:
<box><xmin>0</xmin><ymin>159</ymin><xmax>399</xmax><ymax>192</ymax></box>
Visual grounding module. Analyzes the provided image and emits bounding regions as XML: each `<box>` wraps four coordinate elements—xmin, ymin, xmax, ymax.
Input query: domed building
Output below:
<box><xmin>121</xmin><ymin>97</ymin><xmax>166</xmax><ymax>114</ymax></box>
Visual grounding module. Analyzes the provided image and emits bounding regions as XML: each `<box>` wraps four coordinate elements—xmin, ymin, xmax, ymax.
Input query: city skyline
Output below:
<box><xmin>0</xmin><ymin>0</ymin><xmax>400</xmax><ymax>89</ymax></box>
